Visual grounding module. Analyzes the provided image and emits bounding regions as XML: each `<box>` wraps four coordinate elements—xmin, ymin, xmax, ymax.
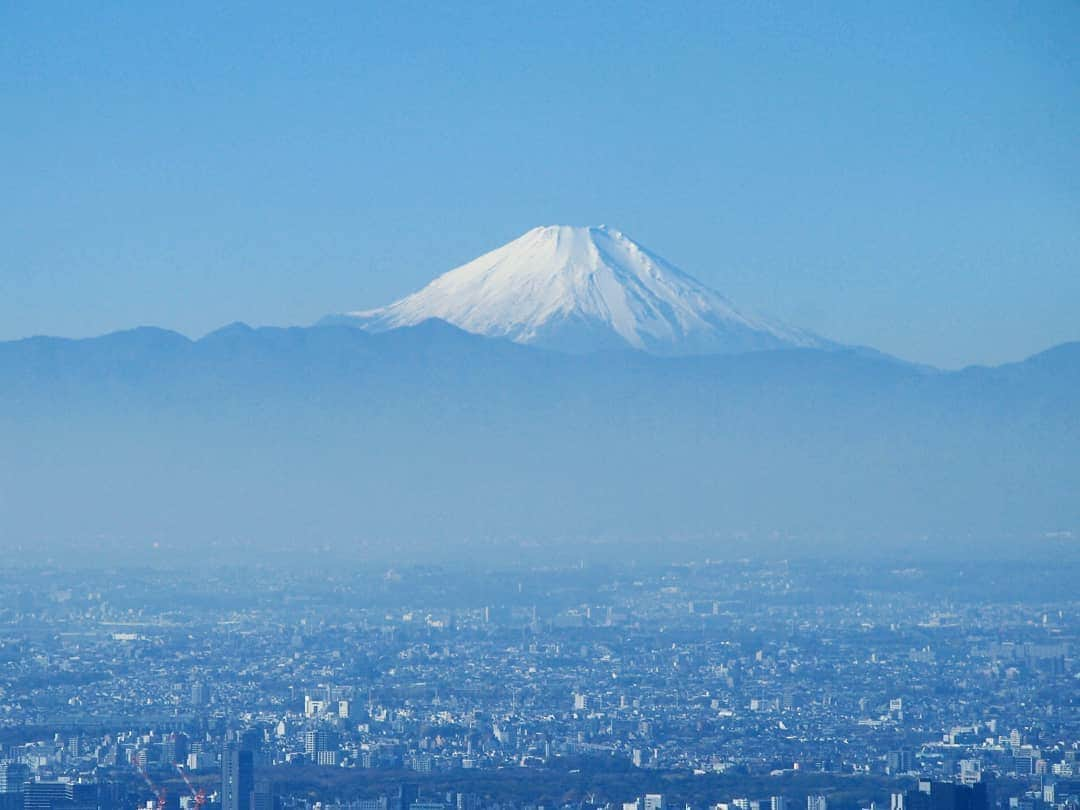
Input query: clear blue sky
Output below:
<box><xmin>2</xmin><ymin>1</ymin><xmax>1077</xmax><ymax>367</ymax></box>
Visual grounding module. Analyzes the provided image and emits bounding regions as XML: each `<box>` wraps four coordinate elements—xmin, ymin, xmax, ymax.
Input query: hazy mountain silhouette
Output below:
<box><xmin>2</xmin><ymin>322</ymin><xmax>1077</xmax><ymax>561</ymax></box>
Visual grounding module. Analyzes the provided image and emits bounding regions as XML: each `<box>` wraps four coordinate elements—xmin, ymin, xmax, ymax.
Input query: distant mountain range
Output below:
<box><xmin>2</xmin><ymin>318</ymin><xmax>1077</xmax><ymax>559</ymax></box>
<box><xmin>322</xmin><ymin>225</ymin><xmax>829</xmax><ymax>356</ymax></box>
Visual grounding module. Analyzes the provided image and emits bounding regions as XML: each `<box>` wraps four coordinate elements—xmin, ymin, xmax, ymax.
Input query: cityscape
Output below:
<box><xmin>0</xmin><ymin>557</ymin><xmax>1076</xmax><ymax>810</ymax></box>
<box><xmin>3</xmin><ymin>4</ymin><xmax>1077</xmax><ymax>810</ymax></box>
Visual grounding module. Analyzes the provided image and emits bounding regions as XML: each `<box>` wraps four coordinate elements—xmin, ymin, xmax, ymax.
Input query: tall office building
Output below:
<box><xmin>252</xmin><ymin>779</ymin><xmax>276</xmax><ymax>810</ymax></box>
<box><xmin>240</xmin><ymin>728</ymin><xmax>263</xmax><ymax>753</ymax></box>
<box><xmin>191</xmin><ymin>683</ymin><xmax>210</xmax><ymax>706</ymax></box>
<box><xmin>66</xmin><ymin>783</ymin><xmax>98</xmax><ymax>810</ymax></box>
<box><xmin>304</xmin><ymin>729</ymin><xmax>338</xmax><ymax>759</ymax></box>
<box><xmin>900</xmin><ymin>782</ymin><xmax>989</xmax><ymax>810</ymax></box>
<box><xmin>0</xmin><ymin>764</ymin><xmax>29</xmax><ymax>810</ymax></box>
<box><xmin>22</xmin><ymin>782</ymin><xmax>67</xmax><ymax>810</ymax></box>
<box><xmin>394</xmin><ymin>784</ymin><xmax>419</xmax><ymax>810</ymax></box>
<box><xmin>303</xmin><ymin>729</ymin><xmax>321</xmax><ymax>758</ymax></box>
<box><xmin>887</xmin><ymin>750</ymin><xmax>914</xmax><ymax>774</ymax></box>
<box><xmin>3</xmin><ymin>779</ymin><xmax>98</xmax><ymax>810</ymax></box>
<box><xmin>0</xmin><ymin>763</ymin><xmax>30</xmax><ymax>793</ymax></box>
<box><xmin>807</xmin><ymin>796</ymin><xmax>828</xmax><ymax>810</ymax></box>
<box><xmin>222</xmin><ymin>745</ymin><xmax>255</xmax><ymax>810</ymax></box>
<box><xmin>162</xmin><ymin>733</ymin><xmax>188</xmax><ymax>767</ymax></box>
<box><xmin>959</xmin><ymin>759</ymin><xmax>982</xmax><ymax>785</ymax></box>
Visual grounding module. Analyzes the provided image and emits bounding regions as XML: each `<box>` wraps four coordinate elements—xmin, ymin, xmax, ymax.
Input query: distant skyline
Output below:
<box><xmin>2</xmin><ymin>2</ymin><xmax>1078</xmax><ymax>368</ymax></box>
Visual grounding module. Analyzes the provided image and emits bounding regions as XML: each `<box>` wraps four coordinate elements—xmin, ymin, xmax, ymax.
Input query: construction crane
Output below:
<box><xmin>175</xmin><ymin>763</ymin><xmax>207</xmax><ymax>809</ymax></box>
<box><xmin>129</xmin><ymin>752</ymin><xmax>167</xmax><ymax>810</ymax></box>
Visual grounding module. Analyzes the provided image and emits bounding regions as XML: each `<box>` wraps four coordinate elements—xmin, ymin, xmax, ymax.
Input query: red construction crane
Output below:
<box><xmin>175</xmin><ymin>763</ymin><xmax>207</xmax><ymax>809</ymax></box>
<box><xmin>129</xmin><ymin>752</ymin><xmax>167</xmax><ymax>810</ymax></box>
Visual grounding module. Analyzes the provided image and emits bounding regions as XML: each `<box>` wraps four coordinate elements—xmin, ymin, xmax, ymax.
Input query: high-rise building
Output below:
<box><xmin>240</xmin><ymin>728</ymin><xmax>263</xmax><ymax>753</ymax></box>
<box><xmin>21</xmin><ymin>783</ymin><xmax>65</xmax><ymax>810</ymax></box>
<box><xmin>410</xmin><ymin>752</ymin><xmax>433</xmax><ymax>773</ymax></box>
<box><xmin>162</xmin><ymin>733</ymin><xmax>188</xmax><ymax>767</ymax></box>
<box><xmin>66</xmin><ymin>783</ymin><xmax>98</xmax><ymax>810</ymax></box>
<box><xmin>395</xmin><ymin>784</ymin><xmax>419</xmax><ymax>810</ymax></box>
<box><xmin>1012</xmin><ymin>756</ymin><xmax>1034</xmax><ymax>775</ymax></box>
<box><xmin>492</xmin><ymin>723</ymin><xmax>514</xmax><ymax>747</ymax></box>
<box><xmin>959</xmin><ymin>759</ymin><xmax>982</xmax><ymax>785</ymax></box>
<box><xmin>252</xmin><ymin>779</ymin><xmax>276</xmax><ymax>810</ymax></box>
<box><xmin>24</xmin><ymin>780</ymin><xmax>96</xmax><ymax>808</ymax></box>
<box><xmin>316</xmin><ymin>750</ymin><xmax>339</xmax><ymax>766</ymax></box>
<box><xmin>0</xmin><ymin>765</ymin><xmax>28</xmax><ymax>810</ymax></box>
<box><xmin>644</xmin><ymin>794</ymin><xmax>665</xmax><ymax>810</ymax></box>
<box><xmin>222</xmin><ymin>745</ymin><xmax>255</xmax><ymax>810</ymax></box>
<box><xmin>900</xmin><ymin>782</ymin><xmax>988</xmax><ymax>810</ymax></box>
<box><xmin>887</xmin><ymin>750</ymin><xmax>914</xmax><ymax>774</ymax></box>
<box><xmin>0</xmin><ymin>764</ymin><xmax>29</xmax><ymax>794</ymax></box>
<box><xmin>807</xmin><ymin>796</ymin><xmax>827</xmax><ymax>810</ymax></box>
<box><xmin>304</xmin><ymin>729</ymin><xmax>335</xmax><ymax>759</ymax></box>
<box><xmin>191</xmin><ymin>683</ymin><xmax>210</xmax><ymax>706</ymax></box>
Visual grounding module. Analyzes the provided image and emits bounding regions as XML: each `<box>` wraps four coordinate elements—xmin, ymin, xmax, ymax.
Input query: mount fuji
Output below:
<box><xmin>4</xmin><ymin>245</ymin><xmax>1080</xmax><ymax>551</ymax></box>
<box><xmin>322</xmin><ymin>225</ymin><xmax>830</xmax><ymax>355</ymax></box>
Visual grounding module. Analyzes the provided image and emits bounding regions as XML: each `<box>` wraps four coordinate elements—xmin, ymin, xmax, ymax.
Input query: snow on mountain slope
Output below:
<box><xmin>323</xmin><ymin>225</ymin><xmax>830</xmax><ymax>355</ymax></box>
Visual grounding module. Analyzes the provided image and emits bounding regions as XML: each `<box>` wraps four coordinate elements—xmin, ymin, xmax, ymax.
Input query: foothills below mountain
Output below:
<box><xmin>2</xmin><ymin>314</ymin><xmax>1077</xmax><ymax>556</ymax></box>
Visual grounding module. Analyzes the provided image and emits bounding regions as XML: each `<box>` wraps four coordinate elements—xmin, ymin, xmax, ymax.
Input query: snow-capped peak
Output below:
<box><xmin>323</xmin><ymin>225</ymin><xmax>828</xmax><ymax>355</ymax></box>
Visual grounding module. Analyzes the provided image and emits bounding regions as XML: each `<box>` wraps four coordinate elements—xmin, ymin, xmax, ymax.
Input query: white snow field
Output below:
<box><xmin>324</xmin><ymin>225</ymin><xmax>827</xmax><ymax>355</ymax></box>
